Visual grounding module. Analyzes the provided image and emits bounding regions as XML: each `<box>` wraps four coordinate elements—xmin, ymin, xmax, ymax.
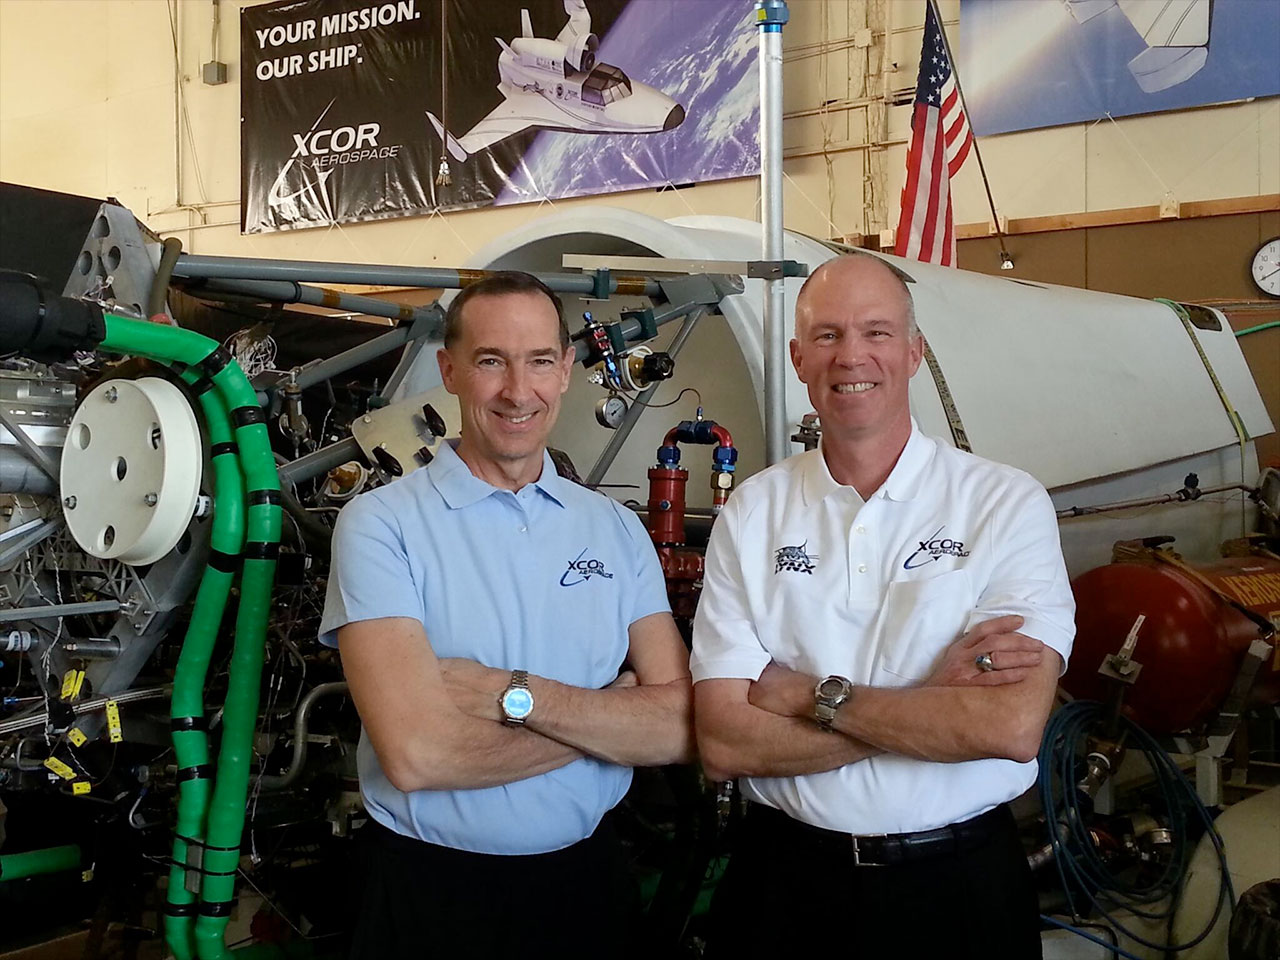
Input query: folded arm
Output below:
<box><xmin>694</xmin><ymin>677</ymin><xmax>882</xmax><ymax>782</ymax></box>
<box><xmin>440</xmin><ymin>611</ymin><xmax>694</xmax><ymax>768</ymax></box>
<box><xmin>338</xmin><ymin>617</ymin><xmax>582</xmax><ymax>792</ymax></box>
<box><xmin>742</xmin><ymin>615</ymin><xmax>1059</xmax><ymax>763</ymax></box>
<box><xmin>696</xmin><ymin>615</ymin><xmax>1045</xmax><ymax>779</ymax></box>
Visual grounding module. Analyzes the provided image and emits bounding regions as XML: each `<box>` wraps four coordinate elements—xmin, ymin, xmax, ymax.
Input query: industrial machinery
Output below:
<box><xmin>1</xmin><ymin>197</ymin><xmax>1277</xmax><ymax>959</ymax></box>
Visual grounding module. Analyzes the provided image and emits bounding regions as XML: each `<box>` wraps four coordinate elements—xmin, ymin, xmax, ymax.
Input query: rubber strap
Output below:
<box><xmin>230</xmin><ymin>405</ymin><xmax>266</xmax><ymax>428</ymax></box>
<box><xmin>176</xmin><ymin>764</ymin><xmax>214</xmax><ymax>783</ymax></box>
<box><xmin>242</xmin><ymin>541</ymin><xmax>280</xmax><ymax>561</ymax></box>
<box><xmin>187</xmin><ymin>376</ymin><xmax>214</xmax><ymax>396</ymax></box>
<box><xmin>207</xmin><ymin>549</ymin><xmax>239</xmax><ymax>573</ymax></box>
<box><xmin>170</xmin><ymin>715</ymin><xmax>207</xmax><ymax>732</ymax></box>
<box><xmin>199</xmin><ymin>347</ymin><xmax>232</xmax><ymax>378</ymax></box>
<box><xmin>210</xmin><ymin>441</ymin><xmax>239</xmax><ymax>458</ymax></box>
<box><xmin>247</xmin><ymin>489</ymin><xmax>282</xmax><ymax>507</ymax></box>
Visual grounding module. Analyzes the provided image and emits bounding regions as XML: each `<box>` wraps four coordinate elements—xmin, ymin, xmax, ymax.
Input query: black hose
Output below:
<box><xmin>0</xmin><ymin>271</ymin><xmax>105</xmax><ymax>361</ymax></box>
<box><xmin>147</xmin><ymin>237</ymin><xmax>183</xmax><ymax>319</ymax></box>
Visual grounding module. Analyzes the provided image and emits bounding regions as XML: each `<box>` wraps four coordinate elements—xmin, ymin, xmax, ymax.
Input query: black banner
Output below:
<box><xmin>240</xmin><ymin>0</ymin><xmax>758</xmax><ymax>234</ymax></box>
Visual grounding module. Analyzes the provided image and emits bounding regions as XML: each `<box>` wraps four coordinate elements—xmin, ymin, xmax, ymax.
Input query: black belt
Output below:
<box><xmin>748</xmin><ymin>802</ymin><xmax>1010</xmax><ymax>867</ymax></box>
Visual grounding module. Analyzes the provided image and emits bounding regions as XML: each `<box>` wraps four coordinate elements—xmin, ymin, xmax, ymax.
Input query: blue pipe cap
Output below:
<box><xmin>756</xmin><ymin>1</ymin><xmax>789</xmax><ymax>26</ymax></box>
<box><xmin>713</xmin><ymin>446</ymin><xmax>739</xmax><ymax>469</ymax></box>
<box><xmin>657</xmin><ymin>445</ymin><xmax>682</xmax><ymax>467</ymax></box>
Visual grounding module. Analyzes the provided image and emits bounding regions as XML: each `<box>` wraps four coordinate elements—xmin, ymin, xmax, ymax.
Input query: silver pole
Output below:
<box><xmin>758</xmin><ymin>2</ymin><xmax>789</xmax><ymax>465</ymax></box>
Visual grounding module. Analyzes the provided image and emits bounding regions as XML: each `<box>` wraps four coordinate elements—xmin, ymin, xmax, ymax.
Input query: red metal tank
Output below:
<box><xmin>1066</xmin><ymin>552</ymin><xmax>1280</xmax><ymax>734</ymax></box>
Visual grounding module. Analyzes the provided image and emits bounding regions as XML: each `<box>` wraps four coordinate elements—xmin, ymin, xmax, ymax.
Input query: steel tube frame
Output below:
<box><xmin>195</xmin><ymin>278</ymin><xmax>436</xmax><ymax>329</ymax></box>
<box><xmin>174</xmin><ymin>255</ymin><xmax>665</xmax><ymax>298</ymax></box>
<box><xmin>758</xmin><ymin>2</ymin><xmax>790</xmax><ymax>465</ymax></box>
<box><xmin>0</xmin><ymin>598</ymin><xmax>121</xmax><ymax>624</ymax></box>
<box><xmin>277</xmin><ymin>437</ymin><xmax>363</xmax><ymax>487</ymax></box>
<box><xmin>0</xmin><ymin>407</ymin><xmax>60</xmax><ymax>480</ymax></box>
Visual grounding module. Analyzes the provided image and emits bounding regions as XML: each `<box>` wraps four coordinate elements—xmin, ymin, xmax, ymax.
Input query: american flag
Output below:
<box><xmin>893</xmin><ymin>3</ymin><xmax>973</xmax><ymax>266</ymax></box>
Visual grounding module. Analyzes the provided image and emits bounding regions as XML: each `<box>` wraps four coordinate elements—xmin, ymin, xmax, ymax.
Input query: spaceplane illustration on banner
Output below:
<box><xmin>426</xmin><ymin>0</ymin><xmax>685</xmax><ymax>164</ymax></box>
<box><xmin>240</xmin><ymin>0</ymin><xmax>758</xmax><ymax>234</ymax></box>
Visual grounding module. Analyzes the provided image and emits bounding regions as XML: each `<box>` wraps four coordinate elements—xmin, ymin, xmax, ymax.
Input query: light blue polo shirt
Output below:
<box><xmin>319</xmin><ymin>440</ymin><xmax>670</xmax><ymax>854</ymax></box>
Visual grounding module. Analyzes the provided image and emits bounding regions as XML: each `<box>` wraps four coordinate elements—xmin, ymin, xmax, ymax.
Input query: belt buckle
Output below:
<box><xmin>850</xmin><ymin>833</ymin><xmax>887</xmax><ymax>867</ymax></box>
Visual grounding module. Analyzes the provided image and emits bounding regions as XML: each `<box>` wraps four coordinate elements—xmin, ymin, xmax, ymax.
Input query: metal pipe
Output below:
<box><xmin>586</xmin><ymin>308</ymin><xmax>706</xmax><ymax>486</ymax></box>
<box><xmin>0</xmin><ymin>685</ymin><xmax>170</xmax><ymax>735</ymax></box>
<box><xmin>0</xmin><ymin>516</ymin><xmax>62</xmax><ymax>570</ymax></box>
<box><xmin>258</xmin><ymin>681</ymin><xmax>349</xmax><ymax>790</ymax></box>
<box><xmin>1056</xmin><ymin>483</ymin><xmax>1256</xmax><ymax>520</ymax></box>
<box><xmin>194</xmin><ymin>278</ymin><xmax>434</xmax><ymax>329</ymax></box>
<box><xmin>174</xmin><ymin>255</ymin><xmax>665</xmax><ymax>298</ymax></box>
<box><xmin>758</xmin><ymin>2</ymin><xmax>790</xmax><ymax>465</ymax></box>
<box><xmin>0</xmin><ymin>599</ymin><xmax>121</xmax><ymax>624</ymax></box>
<box><xmin>291</xmin><ymin>326</ymin><xmax>418</xmax><ymax>391</ymax></box>
<box><xmin>0</xmin><ymin>407</ymin><xmax>60</xmax><ymax>480</ymax></box>
<box><xmin>277</xmin><ymin>437</ymin><xmax>363</xmax><ymax>487</ymax></box>
<box><xmin>0</xmin><ymin>446</ymin><xmax>60</xmax><ymax>494</ymax></box>
<box><xmin>60</xmin><ymin>637</ymin><xmax>122</xmax><ymax>660</ymax></box>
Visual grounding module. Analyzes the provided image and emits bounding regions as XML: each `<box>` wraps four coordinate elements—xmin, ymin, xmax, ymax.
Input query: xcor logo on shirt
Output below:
<box><xmin>774</xmin><ymin>542</ymin><xmax>819</xmax><ymax>575</ymax></box>
<box><xmin>904</xmin><ymin>525</ymin><xmax>970</xmax><ymax>570</ymax></box>
<box><xmin>560</xmin><ymin>548</ymin><xmax>615</xmax><ymax>586</ymax></box>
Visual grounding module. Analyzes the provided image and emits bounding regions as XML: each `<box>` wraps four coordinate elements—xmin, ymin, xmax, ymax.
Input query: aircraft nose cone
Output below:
<box><xmin>663</xmin><ymin>104</ymin><xmax>685</xmax><ymax>131</ymax></box>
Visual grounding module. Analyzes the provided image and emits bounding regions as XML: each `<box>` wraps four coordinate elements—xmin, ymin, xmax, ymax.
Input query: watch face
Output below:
<box><xmin>817</xmin><ymin>677</ymin><xmax>846</xmax><ymax>699</ymax></box>
<box><xmin>502</xmin><ymin>687</ymin><xmax>534</xmax><ymax>719</ymax></box>
<box><xmin>1252</xmin><ymin>238</ymin><xmax>1280</xmax><ymax>298</ymax></box>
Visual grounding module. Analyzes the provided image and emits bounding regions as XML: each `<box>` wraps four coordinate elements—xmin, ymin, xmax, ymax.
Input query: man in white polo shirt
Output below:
<box><xmin>321</xmin><ymin>272</ymin><xmax>693</xmax><ymax>958</ymax></box>
<box><xmin>691</xmin><ymin>254</ymin><xmax>1074</xmax><ymax>959</ymax></box>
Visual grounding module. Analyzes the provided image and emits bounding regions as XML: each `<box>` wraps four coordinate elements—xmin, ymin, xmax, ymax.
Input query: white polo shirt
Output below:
<box><xmin>690</xmin><ymin>420</ymin><xmax>1075</xmax><ymax>834</ymax></box>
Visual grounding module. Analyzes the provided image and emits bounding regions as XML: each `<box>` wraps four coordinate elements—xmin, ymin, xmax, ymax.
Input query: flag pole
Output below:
<box><xmin>926</xmin><ymin>0</ymin><xmax>1012</xmax><ymax>267</ymax></box>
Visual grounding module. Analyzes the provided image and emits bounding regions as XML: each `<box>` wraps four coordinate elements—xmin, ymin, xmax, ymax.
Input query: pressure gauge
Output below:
<box><xmin>595</xmin><ymin>395</ymin><xmax>628</xmax><ymax>429</ymax></box>
<box><xmin>1251</xmin><ymin>237</ymin><xmax>1280</xmax><ymax>299</ymax></box>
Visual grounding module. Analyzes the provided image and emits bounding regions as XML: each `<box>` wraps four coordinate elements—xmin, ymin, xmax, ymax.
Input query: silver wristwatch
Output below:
<box><xmin>813</xmin><ymin>675</ymin><xmax>853</xmax><ymax>731</ymax></box>
<box><xmin>499</xmin><ymin>669</ymin><xmax>535</xmax><ymax>725</ymax></box>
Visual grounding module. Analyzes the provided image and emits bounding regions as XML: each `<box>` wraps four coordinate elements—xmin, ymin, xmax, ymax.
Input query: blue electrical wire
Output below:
<box><xmin>1037</xmin><ymin>700</ymin><xmax>1235</xmax><ymax>953</ymax></box>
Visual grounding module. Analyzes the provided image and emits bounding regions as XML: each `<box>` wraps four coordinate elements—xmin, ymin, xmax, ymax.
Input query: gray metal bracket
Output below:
<box><xmin>63</xmin><ymin>203</ymin><xmax>168</xmax><ymax>322</ymax></box>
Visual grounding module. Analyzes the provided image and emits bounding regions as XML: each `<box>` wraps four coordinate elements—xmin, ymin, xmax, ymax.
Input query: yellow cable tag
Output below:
<box><xmin>68</xmin><ymin>728</ymin><xmax>88</xmax><ymax>748</ymax></box>
<box><xmin>71</xmin><ymin>670</ymin><xmax>86</xmax><ymax>699</ymax></box>
<box><xmin>72</xmin><ymin>781</ymin><xmax>91</xmax><ymax>795</ymax></box>
<box><xmin>105</xmin><ymin>700</ymin><xmax>123</xmax><ymax>743</ymax></box>
<box><xmin>43</xmin><ymin>757</ymin><xmax>76</xmax><ymax>780</ymax></box>
<box><xmin>60</xmin><ymin>669</ymin><xmax>77</xmax><ymax>700</ymax></box>
<box><xmin>81</xmin><ymin>869</ymin><xmax>94</xmax><ymax>882</ymax></box>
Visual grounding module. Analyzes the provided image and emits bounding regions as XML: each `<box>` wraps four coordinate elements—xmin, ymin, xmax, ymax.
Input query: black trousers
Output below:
<box><xmin>348</xmin><ymin>814</ymin><xmax>638</xmax><ymax>960</ymax></box>
<box><xmin>705</xmin><ymin>803</ymin><xmax>1042</xmax><ymax>960</ymax></box>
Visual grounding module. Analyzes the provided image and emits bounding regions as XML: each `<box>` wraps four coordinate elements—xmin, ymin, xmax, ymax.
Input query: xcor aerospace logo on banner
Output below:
<box><xmin>268</xmin><ymin>101</ymin><xmax>401</xmax><ymax>217</ymax></box>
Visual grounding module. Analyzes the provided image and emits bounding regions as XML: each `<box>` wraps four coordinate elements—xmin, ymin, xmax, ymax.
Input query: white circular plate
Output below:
<box><xmin>61</xmin><ymin>377</ymin><xmax>203</xmax><ymax>565</ymax></box>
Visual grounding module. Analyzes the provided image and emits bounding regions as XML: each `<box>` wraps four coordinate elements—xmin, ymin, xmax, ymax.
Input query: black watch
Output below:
<box><xmin>814</xmin><ymin>675</ymin><xmax>853</xmax><ymax>731</ymax></box>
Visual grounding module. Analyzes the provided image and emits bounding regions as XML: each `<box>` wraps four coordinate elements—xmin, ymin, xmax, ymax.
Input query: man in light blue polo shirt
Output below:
<box><xmin>319</xmin><ymin>272</ymin><xmax>693</xmax><ymax>959</ymax></box>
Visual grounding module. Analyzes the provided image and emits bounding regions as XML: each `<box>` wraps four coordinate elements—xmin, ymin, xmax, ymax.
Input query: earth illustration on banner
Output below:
<box><xmin>496</xmin><ymin>0</ymin><xmax>760</xmax><ymax>205</ymax></box>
